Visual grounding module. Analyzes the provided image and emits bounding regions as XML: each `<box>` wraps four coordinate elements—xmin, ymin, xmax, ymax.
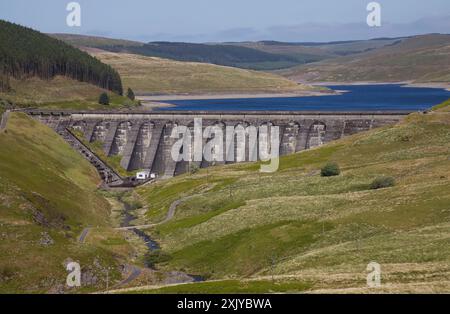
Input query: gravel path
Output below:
<box><xmin>114</xmin><ymin>266</ymin><xmax>142</xmax><ymax>288</ymax></box>
<box><xmin>116</xmin><ymin>196</ymin><xmax>192</xmax><ymax>231</ymax></box>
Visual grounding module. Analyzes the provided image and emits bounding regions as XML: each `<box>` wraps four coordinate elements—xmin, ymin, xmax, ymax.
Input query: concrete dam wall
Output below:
<box><xmin>28</xmin><ymin>110</ymin><xmax>408</xmax><ymax>182</ymax></box>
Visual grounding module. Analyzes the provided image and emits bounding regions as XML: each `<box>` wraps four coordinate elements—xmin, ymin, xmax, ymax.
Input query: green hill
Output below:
<box><xmin>52</xmin><ymin>34</ymin><xmax>302</xmax><ymax>70</ymax></box>
<box><xmin>91</xmin><ymin>51</ymin><xmax>318</xmax><ymax>95</ymax></box>
<box><xmin>0</xmin><ymin>21</ymin><xmax>138</xmax><ymax>111</ymax></box>
<box><xmin>279</xmin><ymin>34</ymin><xmax>450</xmax><ymax>83</ymax></box>
<box><xmin>113</xmin><ymin>42</ymin><xmax>300</xmax><ymax>70</ymax></box>
<box><xmin>229</xmin><ymin>37</ymin><xmax>405</xmax><ymax>64</ymax></box>
<box><xmin>51</xmin><ymin>33</ymin><xmax>143</xmax><ymax>48</ymax></box>
<box><xmin>116</xmin><ymin>99</ymin><xmax>450</xmax><ymax>293</ymax></box>
<box><xmin>53</xmin><ymin>33</ymin><xmax>411</xmax><ymax>71</ymax></box>
<box><xmin>0</xmin><ymin>113</ymin><xmax>133</xmax><ymax>293</ymax></box>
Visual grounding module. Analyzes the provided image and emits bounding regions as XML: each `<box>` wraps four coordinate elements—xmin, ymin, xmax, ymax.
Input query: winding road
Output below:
<box><xmin>115</xmin><ymin>196</ymin><xmax>192</xmax><ymax>231</ymax></box>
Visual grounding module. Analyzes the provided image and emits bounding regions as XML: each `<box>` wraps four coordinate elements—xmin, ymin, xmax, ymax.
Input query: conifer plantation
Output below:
<box><xmin>0</xmin><ymin>20</ymin><xmax>123</xmax><ymax>95</ymax></box>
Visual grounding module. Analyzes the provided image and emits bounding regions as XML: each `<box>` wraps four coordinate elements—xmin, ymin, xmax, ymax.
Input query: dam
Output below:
<box><xmin>26</xmin><ymin>110</ymin><xmax>410</xmax><ymax>186</ymax></box>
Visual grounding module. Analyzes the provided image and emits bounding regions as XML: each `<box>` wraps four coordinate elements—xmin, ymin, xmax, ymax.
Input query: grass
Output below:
<box><xmin>137</xmin><ymin>178</ymin><xmax>209</xmax><ymax>222</ymax></box>
<box><xmin>131</xmin><ymin>100</ymin><xmax>450</xmax><ymax>293</ymax></box>
<box><xmin>128</xmin><ymin>279</ymin><xmax>313</xmax><ymax>294</ymax></box>
<box><xmin>92</xmin><ymin>51</ymin><xmax>317</xmax><ymax>95</ymax></box>
<box><xmin>0</xmin><ymin>76</ymin><xmax>140</xmax><ymax>110</ymax></box>
<box><xmin>0</xmin><ymin>113</ymin><xmax>134</xmax><ymax>293</ymax></box>
<box><xmin>2</xmin><ymin>98</ymin><xmax>450</xmax><ymax>293</ymax></box>
<box><xmin>432</xmin><ymin>98</ymin><xmax>450</xmax><ymax>111</ymax></box>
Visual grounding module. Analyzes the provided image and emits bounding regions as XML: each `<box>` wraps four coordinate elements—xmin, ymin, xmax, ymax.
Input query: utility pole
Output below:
<box><xmin>105</xmin><ymin>266</ymin><xmax>111</xmax><ymax>291</ymax></box>
<box><xmin>106</xmin><ymin>268</ymin><xmax>109</xmax><ymax>291</ymax></box>
<box><xmin>270</xmin><ymin>255</ymin><xmax>276</xmax><ymax>284</ymax></box>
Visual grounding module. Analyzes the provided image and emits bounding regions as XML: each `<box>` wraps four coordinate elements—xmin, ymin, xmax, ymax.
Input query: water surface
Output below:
<box><xmin>157</xmin><ymin>84</ymin><xmax>450</xmax><ymax>111</ymax></box>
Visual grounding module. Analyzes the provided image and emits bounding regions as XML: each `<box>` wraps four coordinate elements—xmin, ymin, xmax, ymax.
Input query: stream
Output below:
<box><xmin>119</xmin><ymin>199</ymin><xmax>160</xmax><ymax>254</ymax></box>
<box><xmin>118</xmin><ymin>195</ymin><xmax>205</xmax><ymax>283</ymax></box>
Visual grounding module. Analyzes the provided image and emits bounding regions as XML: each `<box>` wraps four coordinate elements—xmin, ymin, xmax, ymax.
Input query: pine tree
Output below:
<box><xmin>0</xmin><ymin>20</ymin><xmax>124</xmax><ymax>95</ymax></box>
<box><xmin>126</xmin><ymin>88</ymin><xmax>135</xmax><ymax>101</ymax></box>
<box><xmin>99</xmin><ymin>92</ymin><xmax>110</xmax><ymax>105</ymax></box>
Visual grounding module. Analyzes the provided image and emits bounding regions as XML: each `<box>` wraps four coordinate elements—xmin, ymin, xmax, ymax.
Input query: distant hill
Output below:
<box><xmin>278</xmin><ymin>34</ymin><xmax>450</xmax><ymax>83</ymax></box>
<box><xmin>53</xmin><ymin>34</ymin><xmax>410</xmax><ymax>71</ymax></box>
<box><xmin>52</xmin><ymin>33</ymin><xmax>450</xmax><ymax>83</ymax></box>
<box><xmin>92</xmin><ymin>41</ymin><xmax>300</xmax><ymax>71</ymax></box>
<box><xmin>227</xmin><ymin>37</ymin><xmax>406</xmax><ymax>63</ymax></box>
<box><xmin>90</xmin><ymin>50</ymin><xmax>318</xmax><ymax>95</ymax></box>
<box><xmin>51</xmin><ymin>34</ymin><xmax>313</xmax><ymax>70</ymax></box>
<box><xmin>51</xmin><ymin>33</ymin><xmax>143</xmax><ymax>48</ymax></box>
<box><xmin>0</xmin><ymin>21</ymin><xmax>123</xmax><ymax>94</ymax></box>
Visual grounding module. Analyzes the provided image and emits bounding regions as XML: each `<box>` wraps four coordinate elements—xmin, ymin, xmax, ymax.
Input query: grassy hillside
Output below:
<box><xmin>0</xmin><ymin>76</ymin><xmax>137</xmax><ymax>110</ymax></box>
<box><xmin>92</xmin><ymin>51</ymin><xmax>316</xmax><ymax>95</ymax></box>
<box><xmin>279</xmin><ymin>34</ymin><xmax>450</xmax><ymax>83</ymax></box>
<box><xmin>126</xmin><ymin>100</ymin><xmax>450</xmax><ymax>293</ymax></box>
<box><xmin>0</xmin><ymin>113</ymin><xmax>133</xmax><ymax>293</ymax></box>
<box><xmin>0</xmin><ymin>22</ymin><xmax>139</xmax><ymax>111</ymax></box>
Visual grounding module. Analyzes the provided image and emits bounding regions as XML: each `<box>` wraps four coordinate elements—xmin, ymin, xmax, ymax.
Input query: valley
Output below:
<box><xmin>114</xmin><ymin>100</ymin><xmax>450</xmax><ymax>293</ymax></box>
<box><xmin>1</xmin><ymin>18</ymin><xmax>449</xmax><ymax>295</ymax></box>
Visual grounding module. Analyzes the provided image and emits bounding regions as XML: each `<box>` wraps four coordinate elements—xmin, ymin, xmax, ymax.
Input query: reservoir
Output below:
<box><xmin>157</xmin><ymin>84</ymin><xmax>450</xmax><ymax>111</ymax></box>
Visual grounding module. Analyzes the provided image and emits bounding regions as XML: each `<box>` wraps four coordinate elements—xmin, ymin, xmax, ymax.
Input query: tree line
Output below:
<box><xmin>0</xmin><ymin>20</ymin><xmax>123</xmax><ymax>95</ymax></box>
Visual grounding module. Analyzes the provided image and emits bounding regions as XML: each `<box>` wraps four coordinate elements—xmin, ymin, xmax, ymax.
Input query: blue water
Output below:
<box><xmin>156</xmin><ymin>84</ymin><xmax>450</xmax><ymax>111</ymax></box>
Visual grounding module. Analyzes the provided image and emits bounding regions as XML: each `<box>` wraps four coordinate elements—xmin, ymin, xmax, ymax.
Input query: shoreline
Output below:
<box><xmin>136</xmin><ymin>89</ymin><xmax>334</xmax><ymax>102</ymax></box>
<box><xmin>308</xmin><ymin>81</ymin><xmax>450</xmax><ymax>91</ymax></box>
<box><xmin>139</xmin><ymin>100</ymin><xmax>176</xmax><ymax>111</ymax></box>
<box><xmin>136</xmin><ymin>82</ymin><xmax>449</xmax><ymax>111</ymax></box>
<box><xmin>402</xmin><ymin>82</ymin><xmax>450</xmax><ymax>92</ymax></box>
<box><xmin>138</xmin><ymin>82</ymin><xmax>449</xmax><ymax>102</ymax></box>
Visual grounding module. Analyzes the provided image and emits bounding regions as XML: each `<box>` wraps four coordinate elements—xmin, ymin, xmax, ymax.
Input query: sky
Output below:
<box><xmin>0</xmin><ymin>0</ymin><xmax>449</xmax><ymax>42</ymax></box>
